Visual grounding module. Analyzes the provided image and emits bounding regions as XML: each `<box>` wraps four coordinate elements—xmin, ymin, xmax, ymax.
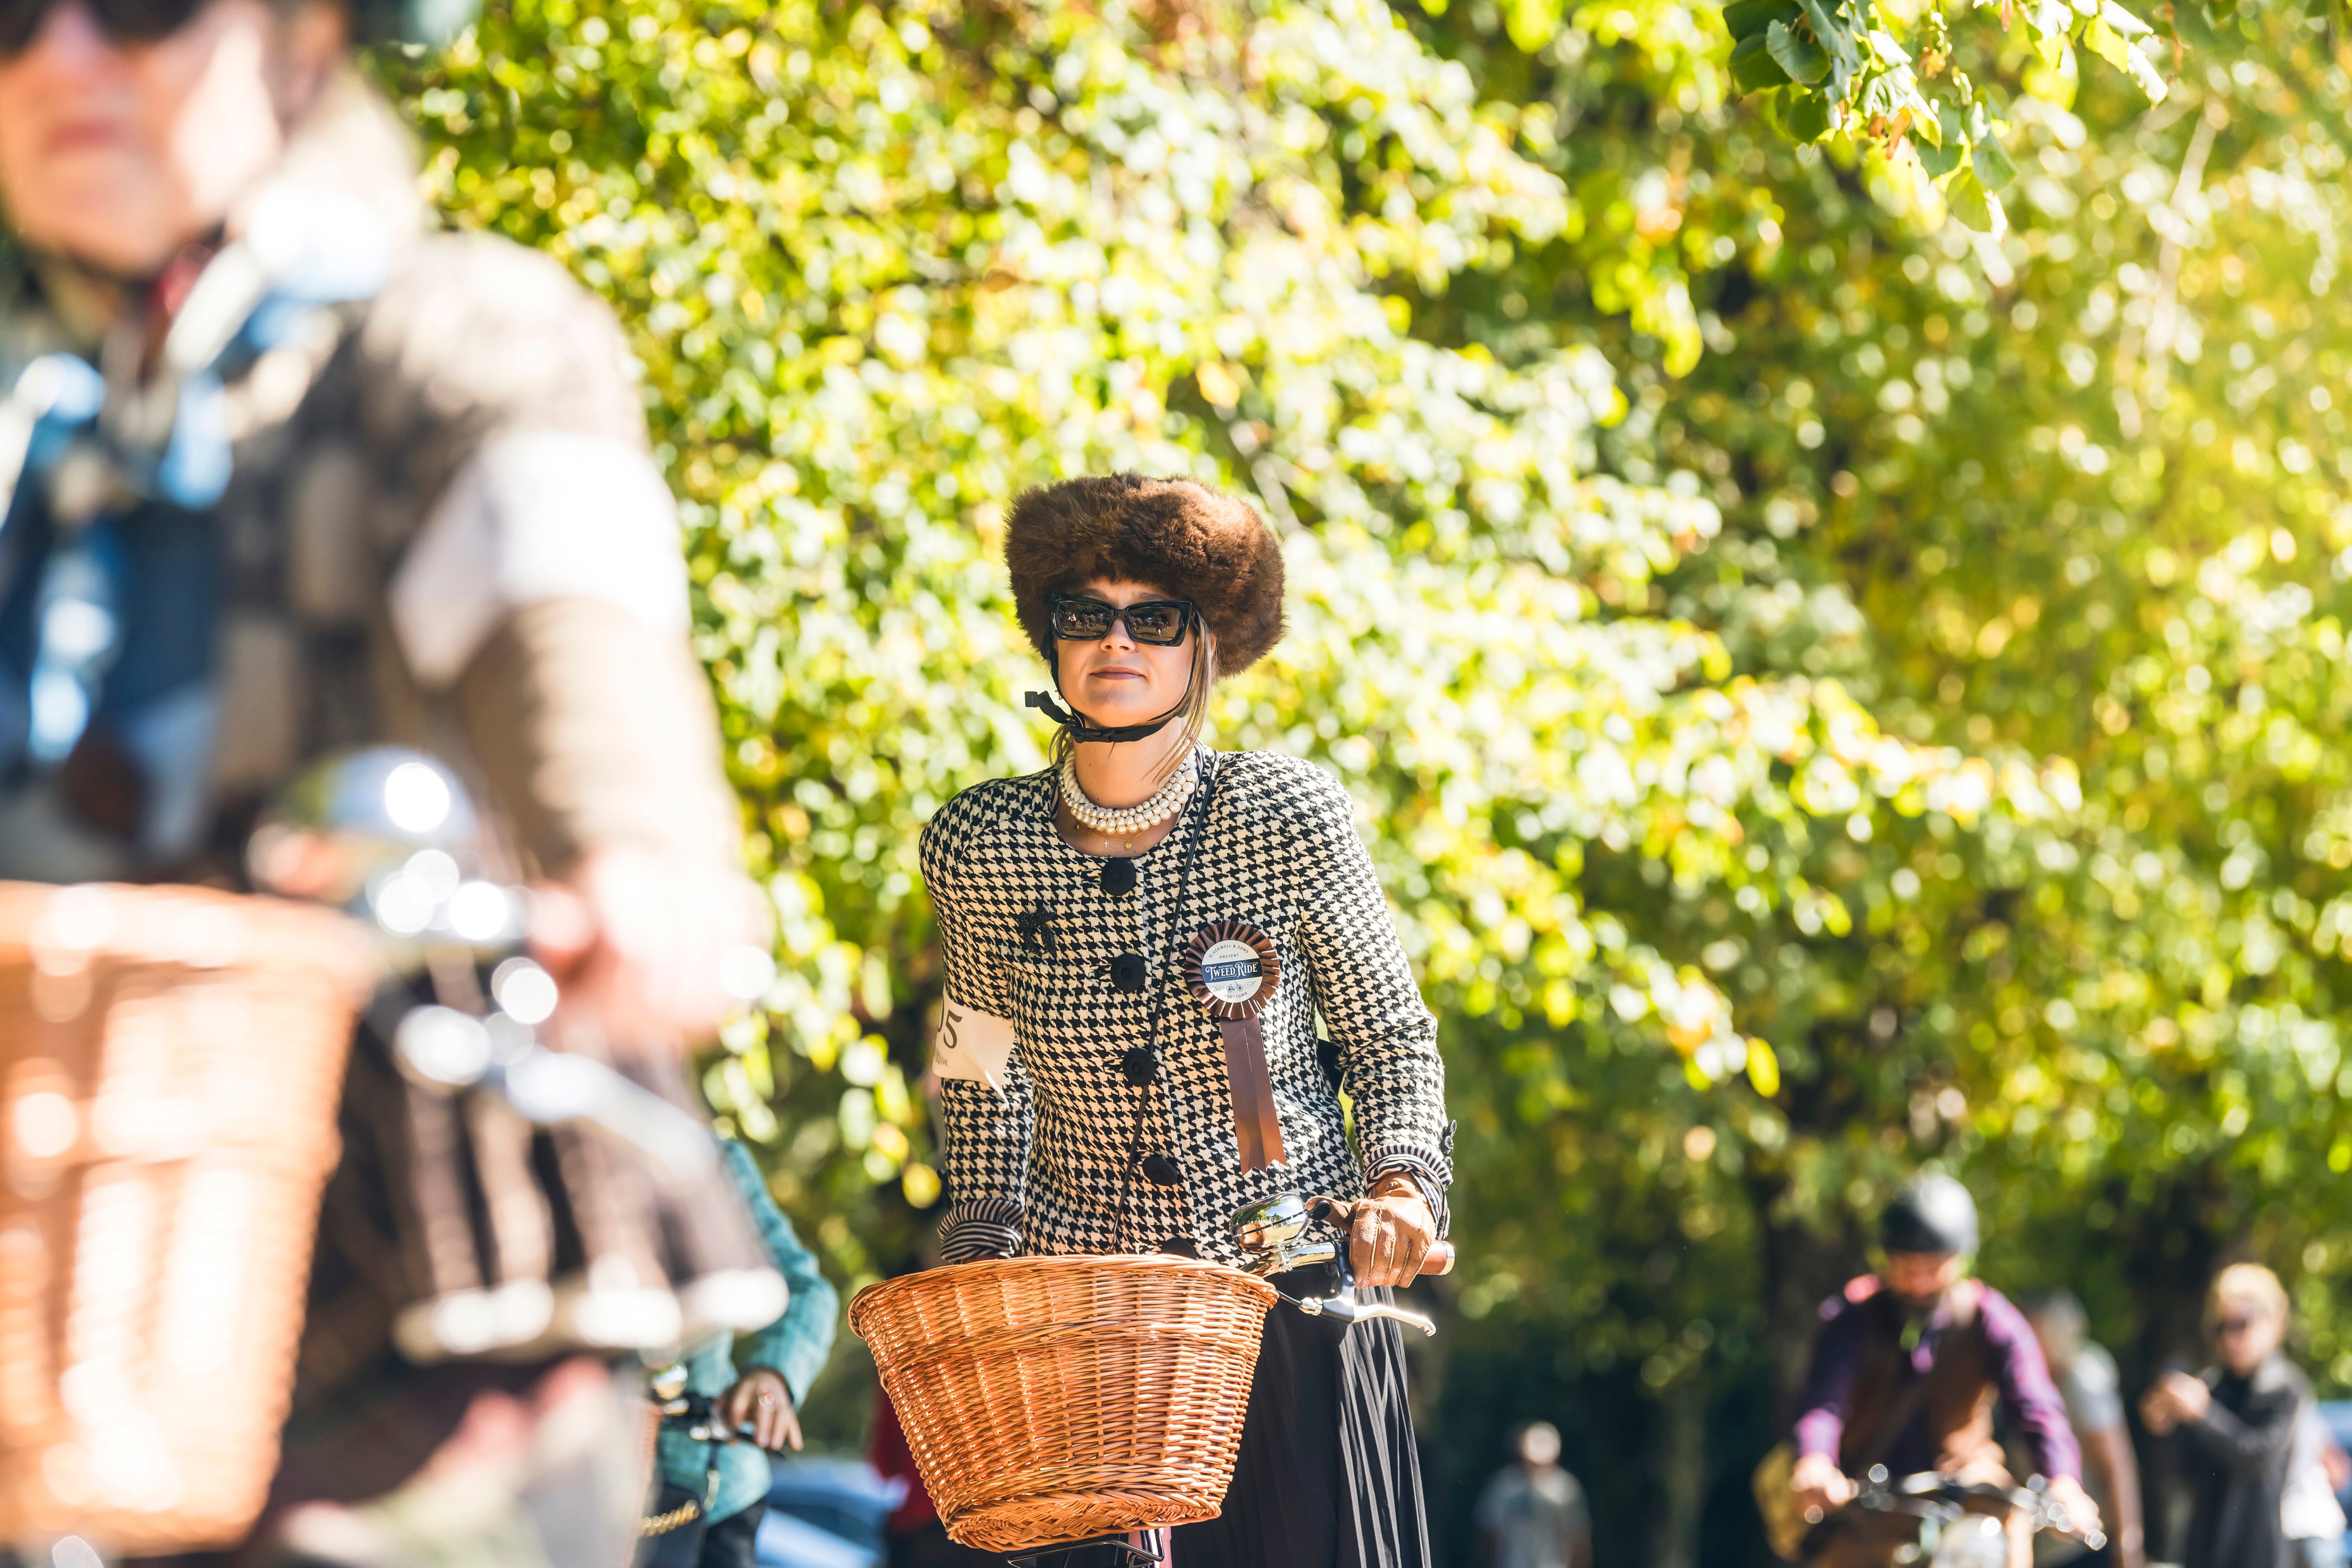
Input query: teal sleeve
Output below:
<box><xmin>721</xmin><ymin>1138</ymin><xmax>839</xmax><ymax>1405</ymax></box>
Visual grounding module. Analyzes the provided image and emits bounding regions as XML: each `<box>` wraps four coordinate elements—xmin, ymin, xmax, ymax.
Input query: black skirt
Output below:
<box><xmin>1171</xmin><ymin>1267</ymin><xmax>1433</xmax><ymax>1568</ymax></box>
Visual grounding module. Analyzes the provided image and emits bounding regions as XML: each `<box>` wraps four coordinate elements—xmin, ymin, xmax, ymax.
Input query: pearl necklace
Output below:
<box><xmin>1059</xmin><ymin>752</ymin><xmax>1198</xmax><ymax>843</ymax></box>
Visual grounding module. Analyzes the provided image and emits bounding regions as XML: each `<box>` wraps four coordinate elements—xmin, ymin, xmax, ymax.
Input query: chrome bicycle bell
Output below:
<box><xmin>1230</xmin><ymin>1192</ymin><xmax>1338</xmax><ymax>1276</ymax></box>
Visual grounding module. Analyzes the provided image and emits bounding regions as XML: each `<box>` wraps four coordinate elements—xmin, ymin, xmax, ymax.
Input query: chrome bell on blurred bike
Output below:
<box><xmin>249</xmin><ymin>747</ymin><xmax>786</xmax><ymax>1365</ymax></box>
<box><xmin>248</xmin><ymin>746</ymin><xmax>516</xmax><ymax>949</ymax></box>
<box><xmin>251</xmin><ymin>747</ymin><xmax>707</xmax><ymax>1175</ymax></box>
<box><xmin>247</xmin><ymin>750</ymin><xmax>464</xmax><ymax>965</ymax></box>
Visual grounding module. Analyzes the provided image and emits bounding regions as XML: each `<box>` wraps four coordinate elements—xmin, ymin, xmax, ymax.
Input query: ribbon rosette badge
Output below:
<box><xmin>1184</xmin><ymin>920</ymin><xmax>1279</xmax><ymax>1018</ymax></box>
<box><xmin>1184</xmin><ymin>921</ymin><xmax>1286</xmax><ymax>1170</ymax></box>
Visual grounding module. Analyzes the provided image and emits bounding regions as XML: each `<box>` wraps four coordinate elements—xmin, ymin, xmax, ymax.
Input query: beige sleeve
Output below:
<box><xmin>449</xmin><ymin>597</ymin><xmax>741</xmax><ymax>879</ymax></box>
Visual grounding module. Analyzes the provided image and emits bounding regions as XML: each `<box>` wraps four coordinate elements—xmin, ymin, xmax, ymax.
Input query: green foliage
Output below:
<box><xmin>1713</xmin><ymin>0</ymin><xmax>2173</xmax><ymax>243</ymax></box>
<box><xmin>1380</xmin><ymin>0</ymin><xmax>2352</xmax><ymax>1418</ymax></box>
<box><xmin>1653</xmin><ymin>1</ymin><xmax>2352</xmax><ymax>1381</ymax></box>
<box><xmin>385</xmin><ymin>0</ymin><xmax>2352</xmax><ymax>1547</ymax></box>
<box><xmin>385</xmin><ymin>0</ymin><xmax>1906</xmax><ymax>1286</ymax></box>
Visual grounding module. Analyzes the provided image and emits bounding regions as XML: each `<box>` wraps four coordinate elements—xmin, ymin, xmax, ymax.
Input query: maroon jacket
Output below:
<box><xmin>1793</xmin><ymin>1276</ymin><xmax>2082</xmax><ymax>1482</ymax></box>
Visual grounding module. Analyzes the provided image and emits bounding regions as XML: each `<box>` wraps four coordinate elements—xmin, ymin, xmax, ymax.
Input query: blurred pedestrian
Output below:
<box><xmin>2022</xmin><ymin>1290</ymin><xmax>2145</xmax><ymax>1568</ymax></box>
<box><xmin>2140</xmin><ymin>1263</ymin><xmax>2305</xmax><ymax>1568</ymax></box>
<box><xmin>1473</xmin><ymin>1421</ymin><xmax>1592</xmax><ymax>1568</ymax></box>
<box><xmin>2283</xmin><ymin>1397</ymin><xmax>2347</xmax><ymax>1568</ymax></box>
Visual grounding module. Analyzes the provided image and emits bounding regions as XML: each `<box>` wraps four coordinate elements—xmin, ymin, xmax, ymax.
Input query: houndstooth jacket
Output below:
<box><xmin>921</xmin><ymin>748</ymin><xmax>1452</xmax><ymax>1269</ymax></box>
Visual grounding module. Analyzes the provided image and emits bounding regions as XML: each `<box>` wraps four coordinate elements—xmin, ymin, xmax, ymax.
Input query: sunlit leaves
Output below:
<box><xmin>385</xmin><ymin>0</ymin><xmax>2352</xmax><ymax>1413</ymax></box>
<box><xmin>382</xmin><ymin>0</ymin><xmax>1911</xmax><ymax>1294</ymax></box>
<box><xmin>1711</xmin><ymin>0</ymin><xmax>2178</xmax><ymax>245</ymax></box>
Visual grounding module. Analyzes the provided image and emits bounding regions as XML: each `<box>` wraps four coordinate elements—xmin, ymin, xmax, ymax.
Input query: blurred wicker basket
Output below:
<box><xmin>0</xmin><ymin>882</ymin><xmax>374</xmax><ymax>1553</ymax></box>
<box><xmin>850</xmin><ymin>1254</ymin><xmax>1277</xmax><ymax>1553</ymax></box>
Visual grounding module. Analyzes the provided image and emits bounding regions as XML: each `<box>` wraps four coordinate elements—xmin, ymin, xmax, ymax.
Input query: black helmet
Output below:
<box><xmin>1881</xmin><ymin>1174</ymin><xmax>1979</xmax><ymax>1256</ymax></box>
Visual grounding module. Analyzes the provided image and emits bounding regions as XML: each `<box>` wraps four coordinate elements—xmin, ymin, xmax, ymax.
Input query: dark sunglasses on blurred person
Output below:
<box><xmin>1047</xmin><ymin>594</ymin><xmax>1196</xmax><ymax>647</ymax></box>
<box><xmin>1</xmin><ymin>0</ymin><xmax>204</xmax><ymax>55</ymax></box>
<box><xmin>2216</xmin><ymin>1316</ymin><xmax>2256</xmax><ymax>1336</ymax></box>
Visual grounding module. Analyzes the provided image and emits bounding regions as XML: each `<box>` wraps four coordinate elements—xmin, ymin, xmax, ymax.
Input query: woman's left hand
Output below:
<box><xmin>1349</xmin><ymin>1173</ymin><xmax>1438</xmax><ymax>1288</ymax></box>
<box><xmin>720</xmin><ymin>1366</ymin><xmax>803</xmax><ymax>1452</ymax></box>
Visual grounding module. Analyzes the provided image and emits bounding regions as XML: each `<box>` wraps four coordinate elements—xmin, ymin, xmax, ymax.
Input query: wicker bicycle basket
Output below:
<box><xmin>0</xmin><ymin>883</ymin><xmax>375</xmax><ymax>1553</ymax></box>
<box><xmin>850</xmin><ymin>1255</ymin><xmax>1279</xmax><ymax>1553</ymax></box>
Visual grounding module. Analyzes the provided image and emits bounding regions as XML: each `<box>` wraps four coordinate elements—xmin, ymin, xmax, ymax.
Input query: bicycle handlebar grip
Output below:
<box><xmin>1308</xmin><ymin>1195</ymin><xmax>1456</xmax><ymax>1274</ymax></box>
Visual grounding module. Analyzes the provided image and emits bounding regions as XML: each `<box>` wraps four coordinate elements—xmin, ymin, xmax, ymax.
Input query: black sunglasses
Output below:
<box><xmin>1047</xmin><ymin>594</ymin><xmax>1196</xmax><ymax>648</ymax></box>
<box><xmin>1</xmin><ymin>0</ymin><xmax>204</xmax><ymax>55</ymax></box>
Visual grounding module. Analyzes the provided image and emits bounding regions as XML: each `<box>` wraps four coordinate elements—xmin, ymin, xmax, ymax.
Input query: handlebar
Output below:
<box><xmin>1848</xmin><ymin>1468</ymin><xmax>2106</xmax><ymax>1551</ymax></box>
<box><xmin>655</xmin><ymin>1389</ymin><xmax>778</xmax><ymax>1450</ymax></box>
<box><xmin>1249</xmin><ymin>1195</ymin><xmax>1447</xmax><ymax>1335</ymax></box>
<box><xmin>1229</xmin><ymin>1190</ymin><xmax>1459</xmax><ymax>1336</ymax></box>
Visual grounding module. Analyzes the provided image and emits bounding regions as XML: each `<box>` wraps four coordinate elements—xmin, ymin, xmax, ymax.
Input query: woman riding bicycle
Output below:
<box><xmin>920</xmin><ymin>474</ymin><xmax>1452</xmax><ymax>1567</ymax></box>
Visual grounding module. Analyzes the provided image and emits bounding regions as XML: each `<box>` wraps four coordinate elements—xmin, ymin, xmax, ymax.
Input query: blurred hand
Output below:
<box><xmin>2139</xmin><ymin>1370</ymin><xmax>2208</xmax><ymax>1434</ymax></box>
<box><xmin>1790</xmin><ymin>1452</ymin><xmax>1856</xmax><ymax>1523</ymax></box>
<box><xmin>1347</xmin><ymin>1174</ymin><xmax>1437</xmax><ymax>1288</ymax></box>
<box><xmin>720</xmin><ymin>1367</ymin><xmax>802</xmax><ymax>1453</ymax></box>
<box><xmin>2045</xmin><ymin>1475</ymin><xmax>2101</xmax><ymax>1540</ymax></box>
<box><xmin>2158</xmin><ymin>1370</ymin><xmax>2210</xmax><ymax>1422</ymax></box>
<box><xmin>531</xmin><ymin>847</ymin><xmax>768</xmax><ymax>1055</ymax></box>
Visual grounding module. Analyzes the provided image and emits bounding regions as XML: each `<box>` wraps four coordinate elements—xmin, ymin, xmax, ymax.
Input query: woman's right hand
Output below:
<box><xmin>1346</xmin><ymin>1175</ymin><xmax>1439</xmax><ymax>1287</ymax></box>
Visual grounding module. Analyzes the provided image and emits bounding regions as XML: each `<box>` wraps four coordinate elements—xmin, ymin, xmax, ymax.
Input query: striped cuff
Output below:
<box><xmin>939</xmin><ymin>1200</ymin><xmax>1024</xmax><ymax>1264</ymax></box>
<box><xmin>1364</xmin><ymin>1124</ymin><xmax>1455</xmax><ymax>1239</ymax></box>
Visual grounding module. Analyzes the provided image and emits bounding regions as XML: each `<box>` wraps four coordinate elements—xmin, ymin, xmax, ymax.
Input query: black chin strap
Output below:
<box><xmin>1031</xmin><ymin>632</ymin><xmax>1207</xmax><ymax>745</ymax></box>
<box><xmin>1024</xmin><ymin>690</ymin><xmax>1177</xmax><ymax>745</ymax></box>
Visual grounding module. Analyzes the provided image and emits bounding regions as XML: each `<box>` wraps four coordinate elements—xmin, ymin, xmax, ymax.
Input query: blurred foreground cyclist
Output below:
<box><xmin>1777</xmin><ymin>1175</ymin><xmax>2099</xmax><ymax>1567</ymax></box>
<box><xmin>0</xmin><ymin>3</ymin><xmax>764</xmax><ymax>1563</ymax></box>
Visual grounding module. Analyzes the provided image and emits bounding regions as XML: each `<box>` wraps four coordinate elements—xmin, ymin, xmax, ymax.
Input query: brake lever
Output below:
<box><xmin>1288</xmin><ymin>1289</ymin><xmax>1437</xmax><ymax>1336</ymax></box>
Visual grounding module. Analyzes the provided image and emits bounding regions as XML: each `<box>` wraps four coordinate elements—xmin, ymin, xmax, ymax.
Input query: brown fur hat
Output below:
<box><xmin>1004</xmin><ymin>474</ymin><xmax>1285</xmax><ymax>676</ymax></box>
